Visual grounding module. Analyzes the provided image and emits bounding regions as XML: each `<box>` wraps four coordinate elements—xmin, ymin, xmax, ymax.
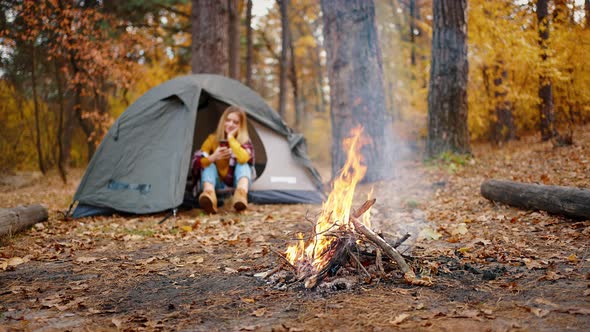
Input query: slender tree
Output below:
<box><xmin>320</xmin><ymin>0</ymin><xmax>387</xmax><ymax>182</ymax></box>
<box><xmin>277</xmin><ymin>0</ymin><xmax>290</xmax><ymax>119</ymax></box>
<box><xmin>409</xmin><ymin>0</ymin><xmax>418</xmax><ymax>67</ymax></box>
<box><xmin>586</xmin><ymin>0</ymin><xmax>590</xmax><ymax>28</ymax></box>
<box><xmin>228</xmin><ymin>0</ymin><xmax>240</xmax><ymax>79</ymax></box>
<box><xmin>191</xmin><ymin>0</ymin><xmax>229</xmax><ymax>74</ymax></box>
<box><xmin>537</xmin><ymin>0</ymin><xmax>556</xmax><ymax>141</ymax></box>
<box><xmin>491</xmin><ymin>60</ymin><xmax>515</xmax><ymax>143</ymax></box>
<box><xmin>426</xmin><ymin>0</ymin><xmax>471</xmax><ymax>158</ymax></box>
<box><xmin>245</xmin><ymin>0</ymin><xmax>254</xmax><ymax>87</ymax></box>
<box><xmin>30</xmin><ymin>44</ymin><xmax>46</xmax><ymax>174</ymax></box>
<box><xmin>288</xmin><ymin>26</ymin><xmax>302</xmax><ymax>130</ymax></box>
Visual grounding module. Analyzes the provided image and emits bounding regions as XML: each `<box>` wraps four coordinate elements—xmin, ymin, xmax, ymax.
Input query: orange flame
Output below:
<box><xmin>285</xmin><ymin>126</ymin><xmax>369</xmax><ymax>272</ymax></box>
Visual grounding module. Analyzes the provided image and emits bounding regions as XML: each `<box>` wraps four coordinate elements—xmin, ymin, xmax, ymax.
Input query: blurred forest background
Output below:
<box><xmin>1</xmin><ymin>0</ymin><xmax>589</xmax><ymax>182</ymax></box>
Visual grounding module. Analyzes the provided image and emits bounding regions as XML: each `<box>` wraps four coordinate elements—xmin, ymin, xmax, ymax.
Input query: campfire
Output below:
<box><xmin>268</xmin><ymin>127</ymin><xmax>432</xmax><ymax>289</ymax></box>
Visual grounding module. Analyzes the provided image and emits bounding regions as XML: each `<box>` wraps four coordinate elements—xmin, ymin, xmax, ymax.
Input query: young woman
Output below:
<box><xmin>191</xmin><ymin>106</ymin><xmax>254</xmax><ymax>213</ymax></box>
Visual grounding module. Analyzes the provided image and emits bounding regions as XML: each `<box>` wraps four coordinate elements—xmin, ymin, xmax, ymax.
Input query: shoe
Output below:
<box><xmin>199</xmin><ymin>190</ymin><xmax>217</xmax><ymax>214</ymax></box>
<box><xmin>232</xmin><ymin>188</ymin><xmax>248</xmax><ymax>212</ymax></box>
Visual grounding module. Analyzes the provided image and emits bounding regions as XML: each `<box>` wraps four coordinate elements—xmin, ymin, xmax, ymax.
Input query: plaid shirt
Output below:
<box><xmin>191</xmin><ymin>139</ymin><xmax>254</xmax><ymax>187</ymax></box>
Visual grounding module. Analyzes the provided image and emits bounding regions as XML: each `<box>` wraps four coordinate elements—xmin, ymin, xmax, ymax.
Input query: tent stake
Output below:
<box><xmin>158</xmin><ymin>208</ymin><xmax>177</xmax><ymax>225</ymax></box>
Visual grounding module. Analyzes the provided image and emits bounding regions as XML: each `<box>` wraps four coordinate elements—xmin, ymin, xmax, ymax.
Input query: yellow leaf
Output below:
<box><xmin>451</xmin><ymin>223</ymin><xmax>469</xmax><ymax>236</ymax></box>
<box><xmin>458</xmin><ymin>247</ymin><xmax>471</xmax><ymax>254</ymax></box>
<box><xmin>252</xmin><ymin>308</ymin><xmax>266</xmax><ymax>317</ymax></box>
<box><xmin>419</xmin><ymin>227</ymin><xmax>442</xmax><ymax>240</ymax></box>
<box><xmin>567</xmin><ymin>254</ymin><xmax>579</xmax><ymax>263</ymax></box>
<box><xmin>242</xmin><ymin>298</ymin><xmax>256</xmax><ymax>304</ymax></box>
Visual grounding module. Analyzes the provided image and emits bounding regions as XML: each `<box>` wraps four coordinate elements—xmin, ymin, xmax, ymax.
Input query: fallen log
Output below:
<box><xmin>0</xmin><ymin>204</ymin><xmax>48</xmax><ymax>237</ymax></box>
<box><xmin>481</xmin><ymin>180</ymin><xmax>590</xmax><ymax>220</ymax></box>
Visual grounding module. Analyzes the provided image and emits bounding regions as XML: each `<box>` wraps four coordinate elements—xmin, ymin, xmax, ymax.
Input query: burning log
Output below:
<box><xmin>350</xmin><ymin>215</ymin><xmax>430</xmax><ymax>286</ymax></box>
<box><xmin>351</xmin><ymin>199</ymin><xmax>431</xmax><ymax>286</ymax></box>
<box><xmin>281</xmin><ymin>199</ymin><xmax>432</xmax><ymax>289</ymax></box>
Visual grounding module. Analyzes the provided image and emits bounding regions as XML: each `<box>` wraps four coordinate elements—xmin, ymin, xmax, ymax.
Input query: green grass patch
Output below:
<box><xmin>122</xmin><ymin>228</ymin><xmax>155</xmax><ymax>237</ymax></box>
<box><xmin>425</xmin><ymin>151</ymin><xmax>471</xmax><ymax>173</ymax></box>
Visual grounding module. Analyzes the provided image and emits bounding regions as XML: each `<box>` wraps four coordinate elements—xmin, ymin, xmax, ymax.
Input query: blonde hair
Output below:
<box><xmin>215</xmin><ymin>106</ymin><xmax>250</xmax><ymax>144</ymax></box>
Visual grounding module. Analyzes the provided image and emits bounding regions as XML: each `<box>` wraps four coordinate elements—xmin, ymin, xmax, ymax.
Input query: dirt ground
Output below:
<box><xmin>1</xmin><ymin>126</ymin><xmax>589</xmax><ymax>331</ymax></box>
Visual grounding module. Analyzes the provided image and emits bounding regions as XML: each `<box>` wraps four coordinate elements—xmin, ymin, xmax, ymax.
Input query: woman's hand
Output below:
<box><xmin>210</xmin><ymin>146</ymin><xmax>231</xmax><ymax>162</ymax></box>
<box><xmin>227</xmin><ymin>127</ymin><xmax>238</xmax><ymax>140</ymax></box>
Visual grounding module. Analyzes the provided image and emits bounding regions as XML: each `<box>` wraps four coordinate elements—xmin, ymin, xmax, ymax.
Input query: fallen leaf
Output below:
<box><xmin>76</xmin><ymin>256</ymin><xmax>98</xmax><ymax>263</ymax></box>
<box><xmin>186</xmin><ymin>256</ymin><xmax>204</xmax><ymax>264</ymax></box>
<box><xmin>224</xmin><ymin>267</ymin><xmax>238</xmax><ymax>274</ymax></box>
<box><xmin>540</xmin><ymin>271</ymin><xmax>562</xmax><ymax>281</ymax></box>
<box><xmin>457</xmin><ymin>247</ymin><xmax>471</xmax><ymax>254</ymax></box>
<box><xmin>532</xmin><ymin>298</ymin><xmax>557</xmax><ymax>307</ymax></box>
<box><xmin>112</xmin><ymin>317</ymin><xmax>123</xmax><ymax>328</ymax></box>
<box><xmin>180</xmin><ymin>225</ymin><xmax>192</xmax><ymax>232</ymax></box>
<box><xmin>242</xmin><ymin>298</ymin><xmax>256</xmax><ymax>304</ymax></box>
<box><xmin>390</xmin><ymin>313</ymin><xmax>410</xmax><ymax>325</ymax></box>
<box><xmin>523</xmin><ymin>258</ymin><xmax>544</xmax><ymax>270</ymax></box>
<box><xmin>529</xmin><ymin>307</ymin><xmax>550</xmax><ymax>318</ymax></box>
<box><xmin>471</xmin><ymin>238</ymin><xmax>492</xmax><ymax>246</ymax></box>
<box><xmin>122</xmin><ymin>234</ymin><xmax>143</xmax><ymax>241</ymax></box>
<box><xmin>567</xmin><ymin>254</ymin><xmax>579</xmax><ymax>263</ymax></box>
<box><xmin>454</xmin><ymin>309</ymin><xmax>480</xmax><ymax>318</ymax></box>
<box><xmin>7</xmin><ymin>257</ymin><xmax>25</xmax><ymax>267</ymax></box>
<box><xmin>252</xmin><ymin>308</ymin><xmax>266</xmax><ymax>317</ymax></box>
<box><xmin>451</xmin><ymin>223</ymin><xmax>469</xmax><ymax>236</ymax></box>
<box><xmin>419</xmin><ymin>227</ymin><xmax>442</xmax><ymax>240</ymax></box>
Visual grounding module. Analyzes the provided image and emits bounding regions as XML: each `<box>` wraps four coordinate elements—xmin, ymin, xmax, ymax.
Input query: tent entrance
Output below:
<box><xmin>191</xmin><ymin>95</ymin><xmax>268</xmax><ymax>181</ymax></box>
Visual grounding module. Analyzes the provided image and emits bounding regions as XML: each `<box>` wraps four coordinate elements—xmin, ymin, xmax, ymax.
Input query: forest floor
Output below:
<box><xmin>1</xmin><ymin>125</ymin><xmax>589</xmax><ymax>331</ymax></box>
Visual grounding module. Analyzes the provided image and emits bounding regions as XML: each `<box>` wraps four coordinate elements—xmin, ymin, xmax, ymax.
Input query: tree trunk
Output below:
<box><xmin>586</xmin><ymin>0</ymin><xmax>590</xmax><ymax>29</ymax></box>
<box><xmin>191</xmin><ymin>0</ymin><xmax>229</xmax><ymax>75</ymax></box>
<box><xmin>245</xmin><ymin>0</ymin><xmax>254</xmax><ymax>87</ymax></box>
<box><xmin>492</xmin><ymin>61</ymin><xmax>515</xmax><ymax>143</ymax></box>
<box><xmin>409</xmin><ymin>0</ymin><xmax>417</xmax><ymax>67</ymax></box>
<box><xmin>0</xmin><ymin>204</ymin><xmax>48</xmax><ymax>237</ymax></box>
<box><xmin>30</xmin><ymin>45</ymin><xmax>46</xmax><ymax>175</ymax></box>
<box><xmin>54</xmin><ymin>58</ymin><xmax>68</xmax><ymax>183</ymax></box>
<box><xmin>537</xmin><ymin>0</ymin><xmax>556</xmax><ymax>141</ymax></box>
<box><xmin>313</xmin><ymin>36</ymin><xmax>327</xmax><ymax>114</ymax></box>
<box><xmin>426</xmin><ymin>0</ymin><xmax>470</xmax><ymax>158</ymax></box>
<box><xmin>481</xmin><ymin>180</ymin><xmax>590</xmax><ymax>220</ymax></box>
<box><xmin>288</xmin><ymin>26</ymin><xmax>303</xmax><ymax>130</ymax></box>
<box><xmin>278</xmin><ymin>0</ymin><xmax>290</xmax><ymax>119</ymax></box>
<box><xmin>228</xmin><ymin>0</ymin><xmax>240</xmax><ymax>79</ymax></box>
<box><xmin>320</xmin><ymin>0</ymin><xmax>387</xmax><ymax>182</ymax></box>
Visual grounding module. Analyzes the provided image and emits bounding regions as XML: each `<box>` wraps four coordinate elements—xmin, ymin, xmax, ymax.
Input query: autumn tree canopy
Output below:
<box><xmin>0</xmin><ymin>0</ymin><xmax>589</xmax><ymax>177</ymax></box>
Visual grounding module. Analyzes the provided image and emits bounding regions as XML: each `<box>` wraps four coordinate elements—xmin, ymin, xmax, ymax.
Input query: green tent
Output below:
<box><xmin>71</xmin><ymin>74</ymin><xmax>324</xmax><ymax>218</ymax></box>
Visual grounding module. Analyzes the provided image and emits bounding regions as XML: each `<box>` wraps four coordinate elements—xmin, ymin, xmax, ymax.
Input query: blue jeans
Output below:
<box><xmin>201</xmin><ymin>163</ymin><xmax>252</xmax><ymax>190</ymax></box>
